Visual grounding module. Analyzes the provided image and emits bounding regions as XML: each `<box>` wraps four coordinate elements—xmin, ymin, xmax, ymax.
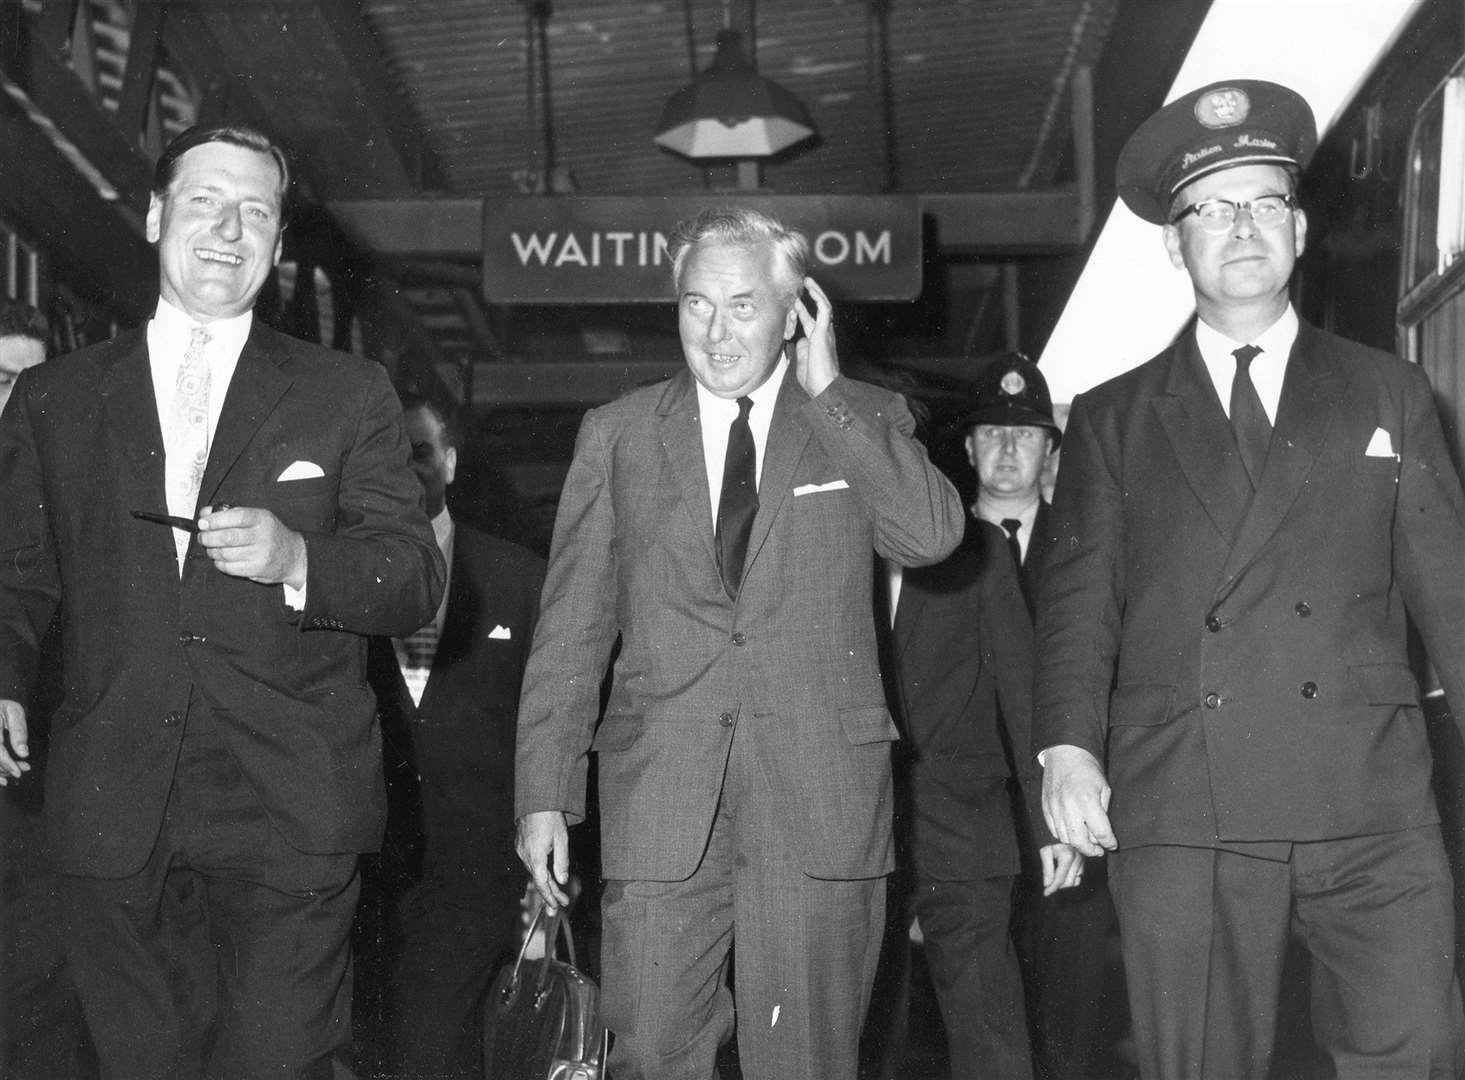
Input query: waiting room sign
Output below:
<box><xmin>482</xmin><ymin>195</ymin><xmax>922</xmax><ymax>303</ymax></box>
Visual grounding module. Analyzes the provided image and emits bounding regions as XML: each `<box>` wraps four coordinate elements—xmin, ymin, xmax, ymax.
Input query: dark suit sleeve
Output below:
<box><xmin>1032</xmin><ymin>393</ymin><xmax>1122</xmax><ymax>762</ymax></box>
<box><xmin>1391</xmin><ymin>362</ymin><xmax>1465</xmax><ymax>726</ymax></box>
<box><xmin>514</xmin><ymin>408</ymin><xmax>618</xmax><ymax>824</ymax></box>
<box><xmin>802</xmin><ymin>377</ymin><xmax>963</xmax><ymax>567</ymax></box>
<box><xmin>0</xmin><ymin>368</ymin><xmax>60</xmax><ymax>703</ymax></box>
<box><xmin>295</xmin><ymin>363</ymin><xmax>444</xmax><ymax>637</ymax></box>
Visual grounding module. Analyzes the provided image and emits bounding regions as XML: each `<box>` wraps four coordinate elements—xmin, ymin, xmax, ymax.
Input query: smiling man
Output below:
<box><xmin>0</xmin><ymin>123</ymin><xmax>443</xmax><ymax>1078</ymax></box>
<box><xmin>515</xmin><ymin>205</ymin><xmax>962</xmax><ymax>1079</ymax></box>
<box><xmin>1034</xmin><ymin>80</ymin><xmax>1465</xmax><ymax>1077</ymax></box>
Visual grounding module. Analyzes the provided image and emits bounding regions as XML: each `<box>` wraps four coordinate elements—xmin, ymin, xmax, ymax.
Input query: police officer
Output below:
<box><xmin>886</xmin><ymin>355</ymin><xmax>1082</xmax><ymax>1079</ymax></box>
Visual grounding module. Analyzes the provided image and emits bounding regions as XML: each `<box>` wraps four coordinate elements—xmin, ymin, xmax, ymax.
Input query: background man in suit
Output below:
<box><xmin>888</xmin><ymin>354</ymin><xmax>1080</xmax><ymax>1080</ymax></box>
<box><xmin>0</xmin><ymin>299</ymin><xmax>49</xmax><ymax>418</ymax></box>
<box><xmin>1036</xmin><ymin>79</ymin><xmax>1465</xmax><ymax>1078</ymax></box>
<box><xmin>515</xmin><ymin>205</ymin><xmax>963</xmax><ymax>1079</ymax></box>
<box><xmin>366</xmin><ymin>394</ymin><xmax>545</xmax><ymax>1080</ymax></box>
<box><xmin>0</xmin><ymin>122</ymin><xmax>443</xmax><ymax>1079</ymax></box>
<box><xmin>0</xmin><ymin>301</ymin><xmax>94</xmax><ymax>1080</ymax></box>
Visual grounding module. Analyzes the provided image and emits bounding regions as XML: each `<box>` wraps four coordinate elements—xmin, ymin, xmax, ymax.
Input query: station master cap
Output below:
<box><xmin>959</xmin><ymin>353</ymin><xmax>1061</xmax><ymax>448</ymax></box>
<box><xmin>1116</xmin><ymin>79</ymin><xmax>1317</xmax><ymax>225</ymax></box>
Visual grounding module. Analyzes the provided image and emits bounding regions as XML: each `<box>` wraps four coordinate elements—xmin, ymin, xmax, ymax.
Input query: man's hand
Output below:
<box><xmin>1038</xmin><ymin>842</ymin><xmax>1085</xmax><ymax>896</ymax></box>
<box><xmin>516</xmin><ymin>810</ymin><xmax>571</xmax><ymax>914</ymax></box>
<box><xmin>197</xmin><ymin>505</ymin><xmax>307</xmax><ymax>588</ymax></box>
<box><xmin>1041</xmin><ymin>744</ymin><xmax>1117</xmax><ymax>857</ymax></box>
<box><xmin>791</xmin><ymin>276</ymin><xmax>839</xmax><ymax>398</ymax></box>
<box><xmin>0</xmin><ymin>700</ymin><xmax>30</xmax><ymax>786</ymax></box>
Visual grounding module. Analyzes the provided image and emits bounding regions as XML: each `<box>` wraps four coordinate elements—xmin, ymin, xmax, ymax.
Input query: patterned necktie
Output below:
<box><xmin>716</xmin><ymin>396</ymin><xmax>758</xmax><ymax>600</ymax></box>
<box><xmin>166</xmin><ymin>326</ymin><xmax>211</xmax><ymax>563</ymax></box>
<box><xmin>1229</xmin><ymin>344</ymin><xmax>1271</xmax><ymax>488</ymax></box>
<box><xmin>401</xmin><ymin>621</ymin><xmax>440</xmax><ymax>709</ymax></box>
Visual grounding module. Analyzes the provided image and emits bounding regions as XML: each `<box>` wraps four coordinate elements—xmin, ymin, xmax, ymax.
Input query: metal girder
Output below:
<box><xmin>0</xmin><ymin>12</ymin><xmax>154</xmax><ymax>215</ymax></box>
<box><xmin>0</xmin><ymin>78</ymin><xmax>155</xmax><ymax>318</ymax></box>
<box><xmin>160</xmin><ymin>1</ymin><xmax>441</xmax><ymax>200</ymax></box>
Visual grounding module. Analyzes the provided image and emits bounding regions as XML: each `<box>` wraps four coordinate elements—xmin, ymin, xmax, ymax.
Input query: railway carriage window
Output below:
<box><xmin>1404</xmin><ymin>67</ymin><xmax>1465</xmax><ymax>295</ymax></box>
<box><xmin>1400</xmin><ymin>58</ymin><xmax>1465</xmax><ymax>476</ymax></box>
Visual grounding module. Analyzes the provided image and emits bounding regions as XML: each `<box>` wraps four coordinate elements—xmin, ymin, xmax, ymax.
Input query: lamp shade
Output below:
<box><xmin>654</xmin><ymin>29</ymin><xmax>817</xmax><ymax>160</ymax></box>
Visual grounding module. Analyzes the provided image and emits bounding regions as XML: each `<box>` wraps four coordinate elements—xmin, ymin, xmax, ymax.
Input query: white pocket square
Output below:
<box><xmin>1364</xmin><ymin>428</ymin><xmax>1397</xmax><ymax>458</ymax></box>
<box><xmin>793</xmin><ymin>479</ymin><xmax>849</xmax><ymax>496</ymax></box>
<box><xmin>277</xmin><ymin>460</ymin><xmax>325</xmax><ymax>481</ymax></box>
<box><xmin>488</xmin><ymin>625</ymin><xmax>512</xmax><ymax>640</ymax></box>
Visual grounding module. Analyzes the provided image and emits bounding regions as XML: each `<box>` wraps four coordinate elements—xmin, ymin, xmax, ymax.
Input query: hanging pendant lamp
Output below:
<box><xmin>653</xmin><ymin>28</ymin><xmax>817</xmax><ymax>160</ymax></box>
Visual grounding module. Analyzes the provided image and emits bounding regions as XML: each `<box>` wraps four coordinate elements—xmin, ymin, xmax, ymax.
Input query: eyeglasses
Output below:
<box><xmin>1170</xmin><ymin>194</ymin><xmax>1297</xmax><ymax>234</ymax></box>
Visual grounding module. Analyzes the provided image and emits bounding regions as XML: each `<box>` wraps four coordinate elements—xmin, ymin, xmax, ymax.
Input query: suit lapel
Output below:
<box><xmin>198</xmin><ymin>323</ymin><xmax>292</xmax><ymax>507</ymax></box>
<box><xmin>431</xmin><ymin>538</ymin><xmax>476</xmax><ymax>672</ymax></box>
<box><xmin>1216</xmin><ymin>325</ymin><xmax>1345</xmax><ymax>592</ymax></box>
<box><xmin>98</xmin><ymin>331</ymin><xmax>177</xmax><ymax>572</ymax></box>
<box><xmin>656</xmin><ymin>371</ymin><xmax>720</xmax><ymax>572</ymax></box>
<box><xmin>1153</xmin><ymin>333</ymin><xmax>1254</xmax><ymax>544</ymax></box>
<box><xmin>742</xmin><ymin>366</ymin><xmax>811</xmax><ymax>579</ymax></box>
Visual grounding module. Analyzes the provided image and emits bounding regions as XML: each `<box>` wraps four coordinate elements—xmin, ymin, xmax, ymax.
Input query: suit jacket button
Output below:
<box><xmin>1205</xmin><ymin>614</ymin><xmax>1223</xmax><ymax>632</ymax></box>
<box><xmin>1295</xmin><ymin>601</ymin><xmax>1311</xmax><ymax>617</ymax></box>
<box><xmin>1204</xmin><ymin>691</ymin><xmax>1221</xmax><ymax>709</ymax></box>
<box><xmin>719</xmin><ymin>711</ymin><xmax>735</xmax><ymax>727</ymax></box>
<box><xmin>164</xmin><ymin>711</ymin><xmax>182</xmax><ymax>726</ymax></box>
<box><xmin>731</xmin><ymin>631</ymin><xmax>746</xmax><ymax>646</ymax></box>
<box><xmin>1301</xmin><ymin>681</ymin><xmax>1318</xmax><ymax>699</ymax></box>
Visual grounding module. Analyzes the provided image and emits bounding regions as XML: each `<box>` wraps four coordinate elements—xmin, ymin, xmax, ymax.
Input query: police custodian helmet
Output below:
<box><xmin>959</xmin><ymin>353</ymin><xmax>1061</xmax><ymax>448</ymax></box>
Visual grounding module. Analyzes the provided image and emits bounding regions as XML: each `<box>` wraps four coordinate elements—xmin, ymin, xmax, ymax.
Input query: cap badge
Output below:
<box><xmin>1000</xmin><ymin>371</ymin><xmax>1026</xmax><ymax>396</ymax></box>
<box><xmin>1196</xmin><ymin>87</ymin><xmax>1249</xmax><ymax>129</ymax></box>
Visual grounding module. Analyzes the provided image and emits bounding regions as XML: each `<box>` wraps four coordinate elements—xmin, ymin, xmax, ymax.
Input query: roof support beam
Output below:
<box><xmin>0</xmin><ymin>77</ymin><xmax>155</xmax><ymax>318</ymax></box>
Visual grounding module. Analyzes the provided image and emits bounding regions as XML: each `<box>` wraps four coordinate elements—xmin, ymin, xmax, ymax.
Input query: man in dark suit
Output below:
<box><xmin>515</xmin><ymin>205</ymin><xmax>963</xmax><ymax>1079</ymax></box>
<box><xmin>1036</xmin><ymin>79</ymin><xmax>1465</xmax><ymax>1078</ymax></box>
<box><xmin>366</xmin><ymin>394</ymin><xmax>545</xmax><ymax>1080</ymax></box>
<box><xmin>0</xmin><ymin>123</ymin><xmax>443</xmax><ymax>1079</ymax></box>
<box><xmin>888</xmin><ymin>355</ymin><xmax>1080</xmax><ymax>1079</ymax></box>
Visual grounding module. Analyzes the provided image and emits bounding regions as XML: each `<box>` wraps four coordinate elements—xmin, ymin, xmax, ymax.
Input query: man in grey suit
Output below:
<box><xmin>515</xmin><ymin>206</ymin><xmax>963</xmax><ymax>1079</ymax></box>
<box><xmin>1036</xmin><ymin>79</ymin><xmax>1465</xmax><ymax>1077</ymax></box>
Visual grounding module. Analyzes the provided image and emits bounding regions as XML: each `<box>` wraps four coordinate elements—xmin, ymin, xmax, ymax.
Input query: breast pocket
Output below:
<box><xmin>268</xmin><ymin>473</ymin><xmax>341</xmax><ymax>533</ymax></box>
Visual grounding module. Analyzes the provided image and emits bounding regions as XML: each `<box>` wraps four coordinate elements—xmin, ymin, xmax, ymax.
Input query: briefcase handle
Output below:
<box><xmin>508</xmin><ymin>901</ymin><xmax>578</xmax><ymax>997</ymax></box>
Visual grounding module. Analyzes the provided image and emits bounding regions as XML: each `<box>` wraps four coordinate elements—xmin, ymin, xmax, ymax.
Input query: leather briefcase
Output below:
<box><xmin>482</xmin><ymin>902</ymin><xmax>607</xmax><ymax>1080</ymax></box>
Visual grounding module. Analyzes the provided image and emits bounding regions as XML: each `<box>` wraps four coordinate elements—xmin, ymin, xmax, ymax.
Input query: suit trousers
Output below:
<box><xmin>1110</xmin><ymin>828</ymin><xmax>1464</xmax><ymax>1080</ymax></box>
<box><xmin>57</xmin><ymin>700</ymin><xmax>359</xmax><ymax>1080</ymax></box>
<box><xmin>911</xmin><ymin>872</ymin><xmax>1033</xmax><ymax>1080</ymax></box>
<box><xmin>599</xmin><ymin>716</ymin><xmax>886</xmax><ymax>1080</ymax></box>
<box><xmin>389</xmin><ymin>873</ymin><xmax>524</xmax><ymax>1079</ymax></box>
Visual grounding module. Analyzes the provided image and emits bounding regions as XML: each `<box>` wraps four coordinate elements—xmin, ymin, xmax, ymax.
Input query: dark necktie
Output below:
<box><xmin>1229</xmin><ymin>344</ymin><xmax>1271</xmax><ymax>488</ymax></box>
<box><xmin>716</xmin><ymin>396</ymin><xmax>758</xmax><ymax>599</ymax></box>
<box><xmin>1001</xmin><ymin>517</ymin><xmax>1034</xmax><ymax>614</ymax></box>
<box><xmin>1001</xmin><ymin>518</ymin><xmax>1024</xmax><ymax>570</ymax></box>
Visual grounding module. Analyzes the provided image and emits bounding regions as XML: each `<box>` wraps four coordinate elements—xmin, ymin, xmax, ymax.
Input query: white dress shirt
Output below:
<box><xmin>696</xmin><ymin>354</ymin><xmax>788</xmax><ymax>519</ymax></box>
<box><xmin>974</xmin><ymin>497</ymin><xmax>1039</xmax><ymax>562</ymax></box>
<box><xmin>1194</xmin><ymin>304</ymin><xmax>1298</xmax><ymax>424</ymax></box>
<box><xmin>146</xmin><ymin>299</ymin><xmax>304</xmax><ymax>607</ymax></box>
<box><xmin>393</xmin><ymin>507</ymin><xmax>454</xmax><ymax>708</ymax></box>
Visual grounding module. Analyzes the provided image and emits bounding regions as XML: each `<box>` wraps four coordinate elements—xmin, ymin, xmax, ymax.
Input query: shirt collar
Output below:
<box><xmin>151</xmin><ymin>296</ymin><xmax>254</xmax><ymax>357</ymax></box>
<box><xmin>974</xmin><ymin>495</ymin><xmax>1039</xmax><ymax>531</ymax></box>
<box><xmin>430</xmin><ymin>506</ymin><xmax>453</xmax><ymax>554</ymax></box>
<box><xmin>694</xmin><ymin>352</ymin><xmax>789</xmax><ymax>420</ymax></box>
<box><xmin>1194</xmin><ymin>304</ymin><xmax>1298</xmax><ymax>370</ymax></box>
